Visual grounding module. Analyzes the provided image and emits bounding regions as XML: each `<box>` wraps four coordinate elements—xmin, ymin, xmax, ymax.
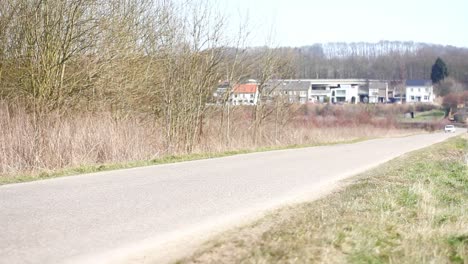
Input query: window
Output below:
<box><xmin>411</xmin><ymin>96</ymin><xmax>415</xmax><ymax>100</ymax></box>
<box><xmin>250</xmin><ymin>94</ymin><xmax>254</xmax><ymax>98</ymax></box>
<box><xmin>418</xmin><ymin>88</ymin><xmax>421</xmax><ymax>92</ymax></box>
<box><xmin>234</xmin><ymin>94</ymin><xmax>238</xmax><ymax>98</ymax></box>
<box><xmin>424</xmin><ymin>96</ymin><xmax>429</xmax><ymax>100</ymax></box>
<box><xmin>411</xmin><ymin>88</ymin><xmax>414</xmax><ymax>92</ymax></box>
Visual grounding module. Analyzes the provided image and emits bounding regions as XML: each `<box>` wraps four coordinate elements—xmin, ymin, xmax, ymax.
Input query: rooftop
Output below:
<box><xmin>232</xmin><ymin>83</ymin><xmax>257</xmax><ymax>94</ymax></box>
<box><xmin>369</xmin><ymin>81</ymin><xmax>387</xmax><ymax>89</ymax></box>
<box><xmin>406</xmin><ymin>80</ymin><xmax>432</xmax><ymax>87</ymax></box>
<box><xmin>277</xmin><ymin>81</ymin><xmax>311</xmax><ymax>91</ymax></box>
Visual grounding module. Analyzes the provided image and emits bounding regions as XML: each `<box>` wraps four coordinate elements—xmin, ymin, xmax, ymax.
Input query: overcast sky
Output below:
<box><xmin>216</xmin><ymin>0</ymin><xmax>468</xmax><ymax>47</ymax></box>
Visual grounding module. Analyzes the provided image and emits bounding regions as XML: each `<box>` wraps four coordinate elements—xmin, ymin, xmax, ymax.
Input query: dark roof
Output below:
<box><xmin>264</xmin><ymin>81</ymin><xmax>310</xmax><ymax>92</ymax></box>
<box><xmin>369</xmin><ymin>81</ymin><xmax>387</xmax><ymax>89</ymax></box>
<box><xmin>277</xmin><ymin>81</ymin><xmax>310</xmax><ymax>91</ymax></box>
<box><xmin>406</xmin><ymin>80</ymin><xmax>432</xmax><ymax>86</ymax></box>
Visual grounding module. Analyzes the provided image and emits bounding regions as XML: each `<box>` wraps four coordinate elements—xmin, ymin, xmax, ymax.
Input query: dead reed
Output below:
<box><xmin>0</xmin><ymin>102</ymin><xmax>423</xmax><ymax>177</ymax></box>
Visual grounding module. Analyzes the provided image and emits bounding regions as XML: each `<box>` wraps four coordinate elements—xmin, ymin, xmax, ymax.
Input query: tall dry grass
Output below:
<box><xmin>0</xmin><ymin>102</ymin><xmax>422</xmax><ymax>177</ymax></box>
<box><xmin>0</xmin><ymin>103</ymin><xmax>162</xmax><ymax>175</ymax></box>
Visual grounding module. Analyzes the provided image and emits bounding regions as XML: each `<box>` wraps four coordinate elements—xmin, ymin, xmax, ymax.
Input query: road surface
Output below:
<box><xmin>0</xmin><ymin>130</ymin><xmax>465</xmax><ymax>264</ymax></box>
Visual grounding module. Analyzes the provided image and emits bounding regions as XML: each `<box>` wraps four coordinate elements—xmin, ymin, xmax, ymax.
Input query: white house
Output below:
<box><xmin>308</xmin><ymin>79</ymin><xmax>366</xmax><ymax>104</ymax></box>
<box><xmin>230</xmin><ymin>83</ymin><xmax>259</xmax><ymax>105</ymax></box>
<box><xmin>330</xmin><ymin>84</ymin><xmax>359</xmax><ymax>104</ymax></box>
<box><xmin>405</xmin><ymin>80</ymin><xmax>434</xmax><ymax>103</ymax></box>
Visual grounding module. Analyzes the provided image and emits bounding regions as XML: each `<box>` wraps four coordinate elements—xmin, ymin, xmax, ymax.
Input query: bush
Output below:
<box><xmin>414</xmin><ymin>104</ymin><xmax>438</xmax><ymax>112</ymax></box>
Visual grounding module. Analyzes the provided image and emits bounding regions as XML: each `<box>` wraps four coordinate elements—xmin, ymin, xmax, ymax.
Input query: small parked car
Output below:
<box><xmin>444</xmin><ymin>125</ymin><xmax>456</xmax><ymax>133</ymax></box>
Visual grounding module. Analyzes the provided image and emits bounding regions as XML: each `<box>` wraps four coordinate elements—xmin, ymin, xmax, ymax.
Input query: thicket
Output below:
<box><xmin>0</xmin><ymin>0</ymin><xmax>294</xmax><ymax>152</ymax></box>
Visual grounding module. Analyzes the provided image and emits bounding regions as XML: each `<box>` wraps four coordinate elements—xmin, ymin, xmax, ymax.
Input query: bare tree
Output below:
<box><xmin>251</xmin><ymin>46</ymin><xmax>294</xmax><ymax>145</ymax></box>
<box><xmin>141</xmin><ymin>0</ymin><xmax>226</xmax><ymax>153</ymax></box>
<box><xmin>217</xmin><ymin>15</ymin><xmax>252</xmax><ymax>147</ymax></box>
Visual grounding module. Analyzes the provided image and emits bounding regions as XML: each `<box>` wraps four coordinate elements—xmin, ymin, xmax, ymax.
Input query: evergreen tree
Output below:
<box><xmin>431</xmin><ymin>57</ymin><xmax>449</xmax><ymax>83</ymax></box>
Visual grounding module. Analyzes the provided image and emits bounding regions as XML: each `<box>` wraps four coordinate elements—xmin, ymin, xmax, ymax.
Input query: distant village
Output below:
<box><xmin>213</xmin><ymin>79</ymin><xmax>435</xmax><ymax>106</ymax></box>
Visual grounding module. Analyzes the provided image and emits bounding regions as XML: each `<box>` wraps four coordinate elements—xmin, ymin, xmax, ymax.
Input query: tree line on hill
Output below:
<box><xmin>272</xmin><ymin>42</ymin><xmax>468</xmax><ymax>85</ymax></box>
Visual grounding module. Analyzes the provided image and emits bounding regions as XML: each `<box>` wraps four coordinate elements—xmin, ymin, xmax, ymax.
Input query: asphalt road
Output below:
<box><xmin>0</xmin><ymin>130</ymin><xmax>465</xmax><ymax>264</ymax></box>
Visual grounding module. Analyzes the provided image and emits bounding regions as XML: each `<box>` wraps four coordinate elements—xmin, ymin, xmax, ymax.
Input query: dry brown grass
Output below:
<box><xmin>0</xmin><ymin>102</ymin><xmax>421</xmax><ymax>179</ymax></box>
<box><xmin>0</xmin><ymin>104</ymin><xmax>163</xmax><ymax>176</ymax></box>
<box><xmin>176</xmin><ymin>136</ymin><xmax>468</xmax><ymax>264</ymax></box>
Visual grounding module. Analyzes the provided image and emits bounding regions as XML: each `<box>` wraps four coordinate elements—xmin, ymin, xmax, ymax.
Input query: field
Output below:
<box><xmin>0</xmin><ymin>103</ymin><xmax>445</xmax><ymax>184</ymax></box>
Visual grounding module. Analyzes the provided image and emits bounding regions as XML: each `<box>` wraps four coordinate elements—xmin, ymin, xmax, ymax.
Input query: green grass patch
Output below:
<box><xmin>177</xmin><ymin>135</ymin><xmax>468</xmax><ymax>264</ymax></box>
<box><xmin>0</xmin><ymin>138</ymin><xmax>366</xmax><ymax>185</ymax></box>
<box><xmin>398</xmin><ymin>109</ymin><xmax>446</xmax><ymax>123</ymax></box>
<box><xmin>414</xmin><ymin>109</ymin><xmax>446</xmax><ymax>120</ymax></box>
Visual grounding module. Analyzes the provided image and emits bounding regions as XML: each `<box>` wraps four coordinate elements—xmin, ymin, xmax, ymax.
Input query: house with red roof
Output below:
<box><xmin>230</xmin><ymin>82</ymin><xmax>259</xmax><ymax>105</ymax></box>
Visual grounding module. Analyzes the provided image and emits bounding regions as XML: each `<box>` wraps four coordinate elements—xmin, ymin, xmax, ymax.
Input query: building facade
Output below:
<box><xmin>368</xmin><ymin>81</ymin><xmax>389</xmax><ymax>103</ymax></box>
<box><xmin>213</xmin><ymin>79</ymin><xmax>434</xmax><ymax>106</ymax></box>
<box><xmin>405</xmin><ymin>80</ymin><xmax>434</xmax><ymax>103</ymax></box>
<box><xmin>268</xmin><ymin>80</ymin><xmax>312</xmax><ymax>104</ymax></box>
<box><xmin>230</xmin><ymin>83</ymin><xmax>259</xmax><ymax>105</ymax></box>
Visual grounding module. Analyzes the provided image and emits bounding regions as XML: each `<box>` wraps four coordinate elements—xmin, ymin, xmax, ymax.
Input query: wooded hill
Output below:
<box><xmin>270</xmin><ymin>42</ymin><xmax>468</xmax><ymax>83</ymax></box>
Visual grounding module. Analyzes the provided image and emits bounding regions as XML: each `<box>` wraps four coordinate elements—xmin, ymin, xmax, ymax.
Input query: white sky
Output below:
<box><xmin>215</xmin><ymin>0</ymin><xmax>468</xmax><ymax>47</ymax></box>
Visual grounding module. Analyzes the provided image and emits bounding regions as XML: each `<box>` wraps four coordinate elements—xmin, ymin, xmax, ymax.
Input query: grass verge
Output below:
<box><xmin>414</xmin><ymin>109</ymin><xmax>446</xmax><ymax>121</ymax></box>
<box><xmin>398</xmin><ymin>109</ymin><xmax>446</xmax><ymax>123</ymax></box>
<box><xmin>176</xmin><ymin>135</ymin><xmax>468</xmax><ymax>264</ymax></box>
<box><xmin>0</xmin><ymin>138</ymin><xmax>367</xmax><ymax>185</ymax></box>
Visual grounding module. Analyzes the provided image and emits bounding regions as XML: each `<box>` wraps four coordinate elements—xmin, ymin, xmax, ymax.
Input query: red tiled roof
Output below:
<box><xmin>232</xmin><ymin>84</ymin><xmax>257</xmax><ymax>93</ymax></box>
